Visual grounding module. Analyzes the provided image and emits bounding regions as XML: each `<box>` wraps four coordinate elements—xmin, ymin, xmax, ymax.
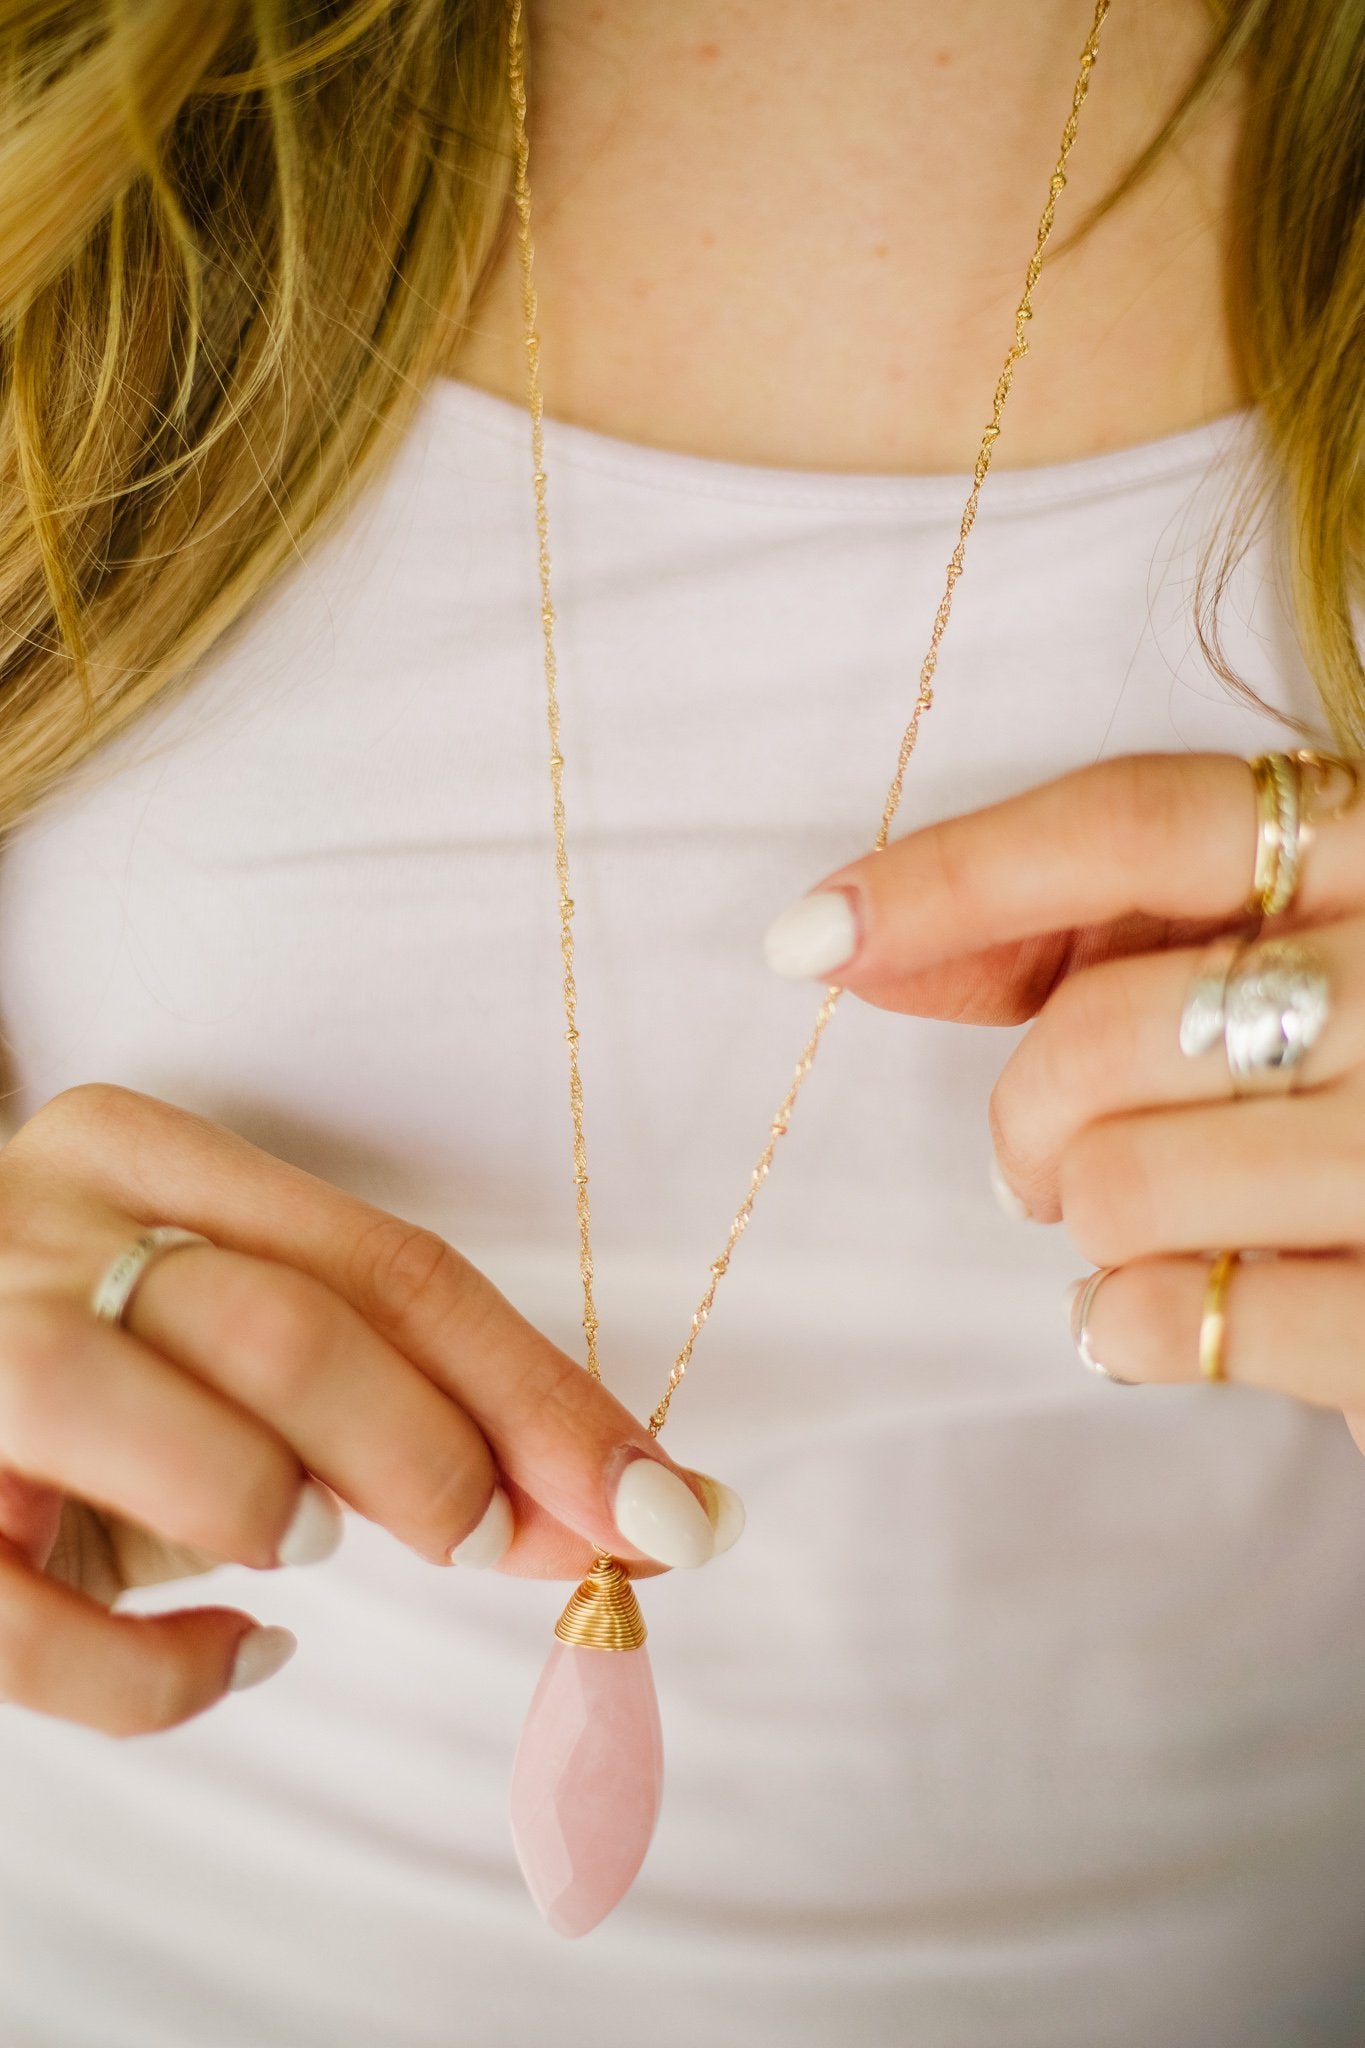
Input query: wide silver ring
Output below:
<box><xmin>1178</xmin><ymin>936</ymin><xmax>1243</xmax><ymax>1059</ymax></box>
<box><xmin>91</xmin><ymin>1226</ymin><xmax>212</xmax><ymax>1325</ymax></box>
<box><xmin>1221</xmin><ymin>936</ymin><xmax>1331</xmax><ymax>1094</ymax></box>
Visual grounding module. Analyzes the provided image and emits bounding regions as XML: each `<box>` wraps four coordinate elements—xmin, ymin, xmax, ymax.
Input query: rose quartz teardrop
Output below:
<box><xmin>509</xmin><ymin>1640</ymin><xmax>664</xmax><ymax>1937</ymax></box>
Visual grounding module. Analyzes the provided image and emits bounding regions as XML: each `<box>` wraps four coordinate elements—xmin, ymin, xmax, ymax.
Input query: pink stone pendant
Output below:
<box><xmin>510</xmin><ymin>1559</ymin><xmax>664</xmax><ymax>1937</ymax></box>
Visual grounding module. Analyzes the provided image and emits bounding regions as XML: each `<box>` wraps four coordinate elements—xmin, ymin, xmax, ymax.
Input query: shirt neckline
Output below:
<box><xmin>429</xmin><ymin>374</ymin><xmax>1257</xmax><ymax>516</ymax></box>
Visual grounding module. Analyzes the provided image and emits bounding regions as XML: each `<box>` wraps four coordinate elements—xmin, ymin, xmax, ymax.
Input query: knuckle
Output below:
<box><xmin>922</xmin><ymin>814</ymin><xmax>989</xmax><ymax>925</ymax></box>
<box><xmin>1092</xmin><ymin>755</ymin><xmax>1165</xmax><ymax>881</ymax></box>
<box><xmin>0</xmin><ymin>1300</ymin><xmax>73</xmax><ymax>1455</ymax></box>
<box><xmin>986</xmin><ymin>1076</ymin><xmax>1034</xmax><ymax>1196</ymax></box>
<box><xmin>0</xmin><ymin>1612</ymin><xmax>42</xmax><ymax>1711</ymax></box>
<box><xmin>1059</xmin><ymin>1119</ymin><xmax>1155</xmax><ymax>1266</ymax></box>
<box><xmin>991</xmin><ymin>971</ymin><xmax>1118</xmax><ymax>1191</ymax></box>
<box><xmin>3</xmin><ymin>1084</ymin><xmax>155</xmax><ymax>1196</ymax></box>
<box><xmin>405</xmin><ymin>1452</ymin><xmax>493</xmax><ymax>1548</ymax></box>
<box><xmin>225</xmin><ymin>1268</ymin><xmax>338</xmax><ymax>1394</ymax></box>
<box><xmin>123</xmin><ymin>1652</ymin><xmax>209</xmax><ymax>1737</ymax></box>
<box><xmin>1043</xmin><ymin>965</ymin><xmax>1131</xmax><ymax>1104</ymax></box>
<box><xmin>1093</xmin><ymin>753</ymin><xmax>1211</xmax><ymax>897</ymax></box>
<box><xmin>230</xmin><ymin>1451</ymin><xmax>301</xmax><ymax>1568</ymax></box>
<box><xmin>24</xmin><ymin>1082</ymin><xmax>140</xmax><ymax>1149</ymax></box>
<box><xmin>1098</xmin><ymin>1259</ymin><xmax>1189</xmax><ymax>1382</ymax></box>
<box><xmin>346</xmin><ymin>1217</ymin><xmax>473</xmax><ymax>1336</ymax></box>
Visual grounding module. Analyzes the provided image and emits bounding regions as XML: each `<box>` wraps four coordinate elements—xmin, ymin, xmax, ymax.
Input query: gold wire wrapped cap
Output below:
<box><xmin>554</xmin><ymin>1555</ymin><xmax>647</xmax><ymax>1651</ymax></box>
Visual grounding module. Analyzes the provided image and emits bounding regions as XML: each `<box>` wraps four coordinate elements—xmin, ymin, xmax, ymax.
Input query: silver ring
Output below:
<box><xmin>1222</xmin><ymin>935</ymin><xmax>1331</xmax><ymax>1094</ymax></box>
<box><xmin>1178</xmin><ymin>936</ymin><xmax>1243</xmax><ymax>1059</ymax></box>
<box><xmin>1070</xmin><ymin>1266</ymin><xmax>1130</xmax><ymax>1384</ymax></box>
<box><xmin>91</xmin><ymin>1227</ymin><xmax>212</xmax><ymax>1325</ymax></box>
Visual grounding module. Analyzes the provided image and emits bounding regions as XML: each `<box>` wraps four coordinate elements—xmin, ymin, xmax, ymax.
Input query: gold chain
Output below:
<box><xmin>506</xmin><ymin>0</ymin><xmax>1110</xmax><ymax>1438</ymax></box>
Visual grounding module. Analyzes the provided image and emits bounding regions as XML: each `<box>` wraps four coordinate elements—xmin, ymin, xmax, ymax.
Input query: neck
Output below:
<box><xmin>448</xmin><ymin>0</ymin><xmax>1246</xmax><ymax>472</ymax></box>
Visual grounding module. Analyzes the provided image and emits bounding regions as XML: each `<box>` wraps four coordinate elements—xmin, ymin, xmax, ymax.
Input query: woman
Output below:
<box><xmin>0</xmin><ymin>0</ymin><xmax>1362</xmax><ymax>2041</ymax></box>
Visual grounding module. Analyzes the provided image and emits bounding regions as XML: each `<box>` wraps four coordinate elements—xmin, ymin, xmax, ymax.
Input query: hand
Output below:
<box><xmin>764</xmin><ymin>752</ymin><xmax>1365</xmax><ymax>1446</ymax></box>
<box><xmin>0</xmin><ymin>1086</ymin><xmax>739</xmax><ymax>1735</ymax></box>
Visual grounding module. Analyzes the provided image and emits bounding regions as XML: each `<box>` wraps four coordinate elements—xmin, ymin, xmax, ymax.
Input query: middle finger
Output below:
<box><xmin>1055</xmin><ymin>1086</ymin><xmax>1365</xmax><ymax>1270</ymax></box>
<box><xmin>126</xmin><ymin>1246</ymin><xmax>500</xmax><ymax>1569</ymax></box>
<box><xmin>991</xmin><ymin>918</ymin><xmax>1365</xmax><ymax>1219</ymax></box>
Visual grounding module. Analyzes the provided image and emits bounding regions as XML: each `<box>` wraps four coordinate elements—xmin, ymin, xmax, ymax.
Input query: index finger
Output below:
<box><xmin>795</xmin><ymin>752</ymin><xmax>1362</xmax><ymax>1012</ymax></box>
<box><xmin>8</xmin><ymin>1091</ymin><xmax>717</xmax><ymax>1576</ymax></box>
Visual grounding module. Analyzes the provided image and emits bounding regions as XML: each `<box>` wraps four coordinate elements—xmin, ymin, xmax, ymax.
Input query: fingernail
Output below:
<box><xmin>448</xmin><ymin>1485</ymin><xmax>514</xmax><ymax>1569</ymax></box>
<box><xmin>229</xmin><ymin>1625</ymin><xmax>298</xmax><ymax>1693</ymax></box>
<box><xmin>691</xmin><ymin>1471</ymin><xmax>747</xmax><ymax>1556</ymax></box>
<box><xmin>277</xmin><ymin>1480</ymin><xmax>344</xmax><ymax>1567</ymax></box>
<box><xmin>613</xmin><ymin>1456</ymin><xmax>716</xmax><ymax>1568</ymax></box>
<box><xmin>762</xmin><ymin>889</ymin><xmax>858</xmax><ymax>980</ymax></box>
<box><xmin>989</xmin><ymin>1154</ymin><xmax>1033</xmax><ymax>1222</ymax></box>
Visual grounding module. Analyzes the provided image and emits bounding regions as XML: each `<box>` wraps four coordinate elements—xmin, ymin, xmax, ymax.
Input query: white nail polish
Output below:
<box><xmin>277</xmin><ymin>1480</ymin><xmax>344</xmax><ymax>1567</ymax></box>
<box><xmin>762</xmin><ymin>890</ymin><xmax>858</xmax><ymax>980</ymax></box>
<box><xmin>692</xmin><ymin>1472</ymin><xmax>747</xmax><ymax>1556</ymax></box>
<box><xmin>229</xmin><ymin>1625</ymin><xmax>297</xmax><ymax>1693</ymax></box>
<box><xmin>448</xmin><ymin>1485</ymin><xmax>514</xmax><ymax>1569</ymax></box>
<box><xmin>989</xmin><ymin>1154</ymin><xmax>1033</xmax><ymax>1222</ymax></box>
<box><xmin>613</xmin><ymin>1458</ymin><xmax>716</xmax><ymax>1568</ymax></box>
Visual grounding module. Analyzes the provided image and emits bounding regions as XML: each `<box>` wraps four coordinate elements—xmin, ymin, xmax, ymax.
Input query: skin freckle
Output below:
<box><xmin>696</xmin><ymin>40</ymin><xmax>721</xmax><ymax>63</ymax></box>
<box><xmin>933</xmin><ymin>47</ymin><xmax>952</xmax><ymax>67</ymax></box>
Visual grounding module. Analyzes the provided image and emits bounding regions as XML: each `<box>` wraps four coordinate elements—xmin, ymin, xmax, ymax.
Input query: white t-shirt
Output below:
<box><xmin>0</xmin><ymin>380</ymin><xmax>1363</xmax><ymax>2048</ymax></box>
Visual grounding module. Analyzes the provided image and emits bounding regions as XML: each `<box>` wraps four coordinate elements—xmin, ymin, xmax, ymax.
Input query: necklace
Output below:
<box><xmin>503</xmin><ymin>0</ymin><xmax>1111</xmax><ymax>1937</ymax></box>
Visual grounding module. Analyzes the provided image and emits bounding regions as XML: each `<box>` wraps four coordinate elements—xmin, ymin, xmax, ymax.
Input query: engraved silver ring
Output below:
<box><xmin>1222</xmin><ymin>936</ymin><xmax>1332</xmax><ymax>1093</ymax></box>
<box><xmin>1179</xmin><ymin>935</ymin><xmax>1332</xmax><ymax>1096</ymax></box>
<box><xmin>91</xmin><ymin>1226</ymin><xmax>212</xmax><ymax>1326</ymax></box>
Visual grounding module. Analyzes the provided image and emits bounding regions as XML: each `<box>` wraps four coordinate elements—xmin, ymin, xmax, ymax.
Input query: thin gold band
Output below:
<box><xmin>1198</xmin><ymin>1250</ymin><xmax>1241</xmax><ymax>1383</ymax></box>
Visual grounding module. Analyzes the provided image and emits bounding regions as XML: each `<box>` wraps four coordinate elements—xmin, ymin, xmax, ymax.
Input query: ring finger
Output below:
<box><xmin>991</xmin><ymin>918</ymin><xmax>1365</xmax><ymax>1219</ymax></box>
<box><xmin>1074</xmin><ymin>1250</ymin><xmax>1365</xmax><ymax>1413</ymax></box>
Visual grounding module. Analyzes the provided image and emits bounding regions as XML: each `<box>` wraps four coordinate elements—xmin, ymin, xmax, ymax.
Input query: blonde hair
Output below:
<box><xmin>0</xmin><ymin>1</ymin><xmax>1362</xmax><ymax>833</ymax></box>
<box><xmin>0</xmin><ymin>0</ymin><xmax>511</xmax><ymax>828</ymax></box>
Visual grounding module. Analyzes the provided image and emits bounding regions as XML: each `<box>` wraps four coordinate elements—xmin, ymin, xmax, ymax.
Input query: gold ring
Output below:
<box><xmin>1245</xmin><ymin>749</ymin><xmax>1362</xmax><ymax>921</ymax></box>
<box><xmin>1198</xmin><ymin>1249</ymin><xmax>1241</xmax><ymax>1382</ymax></box>
<box><xmin>1245</xmin><ymin>754</ymin><xmax>1302</xmax><ymax>918</ymax></box>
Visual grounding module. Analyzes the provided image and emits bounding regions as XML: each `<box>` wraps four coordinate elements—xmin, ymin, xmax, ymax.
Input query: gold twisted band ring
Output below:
<box><xmin>90</xmin><ymin>1226</ymin><xmax>212</xmax><ymax>1326</ymax></box>
<box><xmin>1245</xmin><ymin>749</ymin><xmax>1361</xmax><ymax>921</ymax></box>
<box><xmin>1198</xmin><ymin>1250</ymin><xmax>1241</xmax><ymax>1383</ymax></box>
<box><xmin>1246</xmin><ymin>754</ymin><xmax>1301</xmax><ymax>918</ymax></box>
